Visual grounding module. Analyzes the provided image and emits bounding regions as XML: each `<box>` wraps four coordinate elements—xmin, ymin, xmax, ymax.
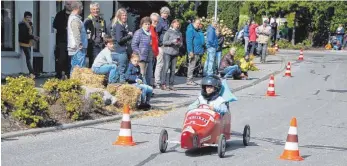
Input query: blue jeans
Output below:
<box><xmin>214</xmin><ymin>51</ymin><xmax>222</xmax><ymax>74</ymax></box>
<box><xmin>112</xmin><ymin>52</ymin><xmax>128</xmax><ymax>83</ymax></box>
<box><xmin>145</xmin><ymin>51</ymin><xmax>154</xmax><ymax>86</ymax></box>
<box><xmin>92</xmin><ymin>64</ymin><xmax>119</xmax><ymax>83</ymax></box>
<box><xmin>337</xmin><ymin>35</ymin><xmax>343</xmax><ymax>45</ymax></box>
<box><xmin>70</xmin><ymin>50</ymin><xmax>86</xmax><ymax>74</ymax></box>
<box><xmin>223</xmin><ymin>65</ymin><xmax>241</xmax><ymax>78</ymax></box>
<box><xmin>204</xmin><ymin>47</ymin><xmax>216</xmax><ymax>76</ymax></box>
<box><xmin>134</xmin><ymin>83</ymin><xmax>153</xmax><ymax>104</ymax></box>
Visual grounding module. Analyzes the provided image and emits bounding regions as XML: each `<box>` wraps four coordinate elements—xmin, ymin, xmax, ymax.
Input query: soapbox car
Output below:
<box><xmin>158</xmin><ymin>104</ymin><xmax>251</xmax><ymax>158</ymax></box>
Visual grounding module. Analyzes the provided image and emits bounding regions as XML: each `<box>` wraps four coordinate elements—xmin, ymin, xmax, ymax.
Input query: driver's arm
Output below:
<box><xmin>188</xmin><ymin>99</ymin><xmax>200</xmax><ymax>111</ymax></box>
<box><xmin>214</xmin><ymin>103</ymin><xmax>228</xmax><ymax>115</ymax></box>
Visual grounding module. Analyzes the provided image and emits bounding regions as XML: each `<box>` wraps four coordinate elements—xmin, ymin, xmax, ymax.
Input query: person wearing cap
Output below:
<box><xmin>256</xmin><ymin>20</ymin><xmax>271</xmax><ymax>63</ymax></box>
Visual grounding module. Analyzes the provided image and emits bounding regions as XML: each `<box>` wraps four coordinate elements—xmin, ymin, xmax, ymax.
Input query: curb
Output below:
<box><xmin>1</xmin><ymin>111</ymin><xmax>144</xmax><ymax>139</ymax></box>
<box><xmin>1</xmin><ymin>55</ymin><xmax>286</xmax><ymax>139</ymax></box>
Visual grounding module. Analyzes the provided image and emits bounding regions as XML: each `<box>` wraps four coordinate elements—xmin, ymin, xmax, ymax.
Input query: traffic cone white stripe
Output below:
<box><xmin>284</xmin><ymin>142</ymin><xmax>299</xmax><ymax>151</ymax></box>
<box><xmin>285</xmin><ymin>70</ymin><xmax>291</xmax><ymax>74</ymax></box>
<box><xmin>287</xmin><ymin>65</ymin><xmax>291</xmax><ymax>69</ymax></box>
<box><xmin>269</xmin><ymin>80</ymin><xmax>274</xmax><ymax>84</ymax></box>
<box><xmin>119</xmin><ymin>129</ymin><xmax>132</xmax><ymax>136</ymax></box>
<box><xmin>288</xmin><ymin>127</ymin><xmax>297</xmax><ymax>135</ymax></box>
<box><xmin>267</xmin><ymin>87</ymin><xmax>275</xmax><ymax>91</ymax></box>
<box><xmin>122</xmin><ymin>114</ymin><xmax>130</xmax><ymax>121</ymax></box>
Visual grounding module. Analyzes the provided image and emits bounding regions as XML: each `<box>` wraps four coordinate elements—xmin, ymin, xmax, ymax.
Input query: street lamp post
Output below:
<box><xmin>214</xmin><ymin>0</ymin><xmax>218</xmax><ymax>21</ymax></box>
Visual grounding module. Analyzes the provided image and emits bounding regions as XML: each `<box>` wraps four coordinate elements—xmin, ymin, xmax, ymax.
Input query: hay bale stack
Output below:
<box><xmin>106</xmin><ymin>83</ymin><xmax>122</xmax><ymax>96</ymax></box>
<box><xmin>71</xmin><ymin>67</ymin><xmax>105</xmax><ymax>88</ymax></box>
<box><xmin>115</xmin><ymin>84</ymin><xmax>141</xmax><ymax>108</ymax></box>
<box><xmin>268</xmin><ymin>47</ymin><xmax>276</xmax><ymax>55</ymax></box>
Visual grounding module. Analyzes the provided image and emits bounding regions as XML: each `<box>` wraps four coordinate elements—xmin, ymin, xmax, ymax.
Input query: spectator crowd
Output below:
<box><xmin>22</xmin><ymin>1</ymin><xmax>321</xmax><ymax>109</ymax></box>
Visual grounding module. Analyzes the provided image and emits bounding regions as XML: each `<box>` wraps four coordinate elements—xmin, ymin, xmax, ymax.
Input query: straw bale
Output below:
<box><xmin>71</xmin><ymin>67</ymin><xmax>106</xmax><ymax>88</ymax></box>
<box><xmin>115</xmin><ymin>84</ymin><xmax>141</xmax><ymax>108</ymax></box>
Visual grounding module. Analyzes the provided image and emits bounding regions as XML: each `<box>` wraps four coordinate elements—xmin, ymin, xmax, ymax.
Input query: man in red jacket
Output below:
<box><xmin>149</xmin><ymin>12</ymin><xmax>160</xmax><ymax>87</ymax></box>
<box><xmin>248</xmin><ymin>20</ymin><xmax>258</xmax><ymax>56</ymax></box>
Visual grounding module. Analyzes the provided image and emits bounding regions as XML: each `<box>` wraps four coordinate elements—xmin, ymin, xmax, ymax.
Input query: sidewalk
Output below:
<box><xmin>1</xmin><ymin>54</ymin><xmax>285</xmax><ymax>138</ymax></box>
<box><xmin>31</xmin><ymin>55</ymin><xmax>285</xmax><ymax>110</ymax></box>
<box><xmin>151</xmin><ymin>55</ymin><xmax>285</xmax><ymax>110</ymax></box>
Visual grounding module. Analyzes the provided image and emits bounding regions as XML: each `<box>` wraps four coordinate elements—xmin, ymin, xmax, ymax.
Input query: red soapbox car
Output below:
<box><xmin>158</xmin><ymin>104</ymin><xmax>250</xmax><ymax>158</ymax></box>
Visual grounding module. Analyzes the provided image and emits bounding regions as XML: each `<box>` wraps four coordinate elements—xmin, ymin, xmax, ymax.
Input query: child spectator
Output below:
<box><xmin>125</xmin><ymin>54</ymin><xmax>153</xmax><ymax>110</ymax></box>
<box><xmin>188</xmin><ymin>75</ymin><xmax>228</xmax><ymax>115</ymax></box>
<box><xmin>91</xmin><ymin>35</ymin><xmax>118</xmax><ymax>83</ymax></box>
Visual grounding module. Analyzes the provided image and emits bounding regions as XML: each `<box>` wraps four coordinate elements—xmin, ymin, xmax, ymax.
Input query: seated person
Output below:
<box><xmin>92</xmin><ymin>35</ymin><xmax>119</xmax><ymax>84</ymax></box>
<box><xmin>333</xmin><ymin>41</ymin><xmax>342</xmax><ymax>50</ymax></box>
<box><xmin>233</xmin><ymin>55</ymin><xmax>251</xmax><ymax>80</ymax></box>
<box><xmin>188</xmin><ymin>75</ymin><xmax>228</xmax><ymax>115</ymax></box>
<box><xmin>125</xmin><ymin>53</ymin><xmax>153</xmax><ymax>110</ymax></box>
<box><xmin>219</xmin><ymin>48</ymin><xmax>249</xmax><ymax>80</ymax></box>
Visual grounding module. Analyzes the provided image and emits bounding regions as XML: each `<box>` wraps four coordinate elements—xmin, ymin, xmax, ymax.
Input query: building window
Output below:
<box><xmin>33</xmin><ymin>1</ymin><xmax>40</xmax><ymax>52</ymax></box>
<box><xmin>1</xmin><ymin>1</ymin><xmax>15</xmax><ymax>51</ymax></box>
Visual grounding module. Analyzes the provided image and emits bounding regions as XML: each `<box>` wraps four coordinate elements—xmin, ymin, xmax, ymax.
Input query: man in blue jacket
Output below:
<box><xmin>203</xmin><ymin>21</ymin><xmax>218</xmax><ymax>76</ymax></box>
<box><xmin>243</xmin><ymin>20</ymin><xmax>250</xmax><ymax>54</ymax></box>
<box><xmin>186</xmin><ymin>18</ymin><xmax>204</xmax><ymax>85</ymax></box>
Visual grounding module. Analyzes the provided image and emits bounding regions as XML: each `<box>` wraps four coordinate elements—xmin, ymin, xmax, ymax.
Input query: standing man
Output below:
<box><xmin>67</xmin><ymin>1</ymin><xmax>88</xmax><ymax>73</ymax></box>
<box><xmin>186</xmin><ymin>18</ymin><xmax>204</xmax><ymax>85</ymax></box>
<box><xmin>256</xmin><ymin>20</ymin><xmax>271</xmax><ymax>63</ymax></box>
<box><xmin>84</xmin><ymin>2</ymin><xmax>106</xmax><ymax>68</ymax></box>
<box><xmin>243</xmin><ymin>20</ymin><xmax>250</xmax><ymax>54</ymax></box>
<box><xmin>270</xmin><ymin>18</ymin><xmax>278</xmax><ymax>45</ymax></box>
<box><xmin>203</xmin><ymin>21</ymin><xmax>218</xmax><ymax>76</ymax></box>
<box><xmin>18</xmin><ymin>11</ymin><xmax>40</xmax><ymax>77</ymax></box>
<box><xmin>336</xmin><ymin>24</ymin><xmax>345</xmax><ymax>46</ymax></box>
<box><xmin>149</xmin><ymin>12</ymin><xmax>160</xmax><ymax>87</ymax></box>
<box><xmin>154</xmin><ymin>7</ymin><xmax>170</xmax><ymax>89</ymax></box>
<box><xmin>53</xmin><ymin>1</ymin><xmax>72</xmax><ymax>79</ymax></box>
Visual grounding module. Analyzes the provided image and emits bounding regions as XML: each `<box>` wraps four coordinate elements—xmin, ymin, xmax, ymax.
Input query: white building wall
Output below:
<box><xmin>1</xmin><ymin>1</ymin><xmax>34</xmax><ymax>74</ymax></box>
<box><xmin>1</xmin><ymin>1</ymin><xmax>117</xmax><ymax>75</ymax></box>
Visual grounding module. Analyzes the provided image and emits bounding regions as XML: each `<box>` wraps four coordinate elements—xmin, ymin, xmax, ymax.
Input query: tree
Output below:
<box><xmin>207</xmin><ymin>1</ymin><xmax>242</xmax><ymax>31</ymax></box>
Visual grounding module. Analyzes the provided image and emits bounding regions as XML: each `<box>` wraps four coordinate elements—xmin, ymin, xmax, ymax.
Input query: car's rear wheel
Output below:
<box><xmin>243</xmin><ymin>125</ymin><xmax>251</xmax><ymax>146</ymax></box>
<box><xmin>218</xmin><ymin>134</ymin><xmax>226</xmax><ymax>158</ymax></box>
<box><xmin>159</xmin><ymin>129</ymin><xmax>168</xmax><ymax>153</ymax></box>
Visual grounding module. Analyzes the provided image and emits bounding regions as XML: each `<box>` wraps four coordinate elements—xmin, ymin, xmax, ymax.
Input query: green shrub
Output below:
<box><xmin>1</xmin><ymin>76</ymin><xmax>49</xmax><ymax>128</ymax></box>
<box><xmin>89</xmin><ymin>92</ymin><xmax>104</xmax><ymax>110</ymax></box>
<box><xmin>43</xmin><ymin>78</ymin><xmax>84</xmax><ymax>104</ymax></box>
<box><xmin>60</xmin><ymin>91</ymin><xmax>83</xmax><ymax>121</ymax></box>
<box><xmin>42</xmin><ymin>78</ymin><xmax>85</xmax><ymax>121</ymax></box>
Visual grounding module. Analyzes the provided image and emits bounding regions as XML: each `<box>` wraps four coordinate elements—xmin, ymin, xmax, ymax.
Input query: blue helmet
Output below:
<box><xmin>201</xmin><ymin>75</ymin><xmax>222</xmax><ymax>101</ymax></box>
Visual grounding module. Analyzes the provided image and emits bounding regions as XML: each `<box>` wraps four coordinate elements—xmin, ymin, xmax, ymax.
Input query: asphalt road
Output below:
<box><xmin>2</xmin><ymin>51</ymin><xmax>347</xmax><ymax>166</ymax></box>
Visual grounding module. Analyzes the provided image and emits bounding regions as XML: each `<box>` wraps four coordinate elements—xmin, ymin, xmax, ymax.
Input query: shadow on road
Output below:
<box><xmin>327</xmin><ymin>89</ymin><xmax>347</xmax><ymax>93</ymax></box>
<box><xmin>82</xmin><ymin>126</ymin><xmax>161</xmax><ymax>135</ymax></box>
<box><xmin>252</xmin><ymin>136</ymin><xmax>347</xmax><ymax>152</ymax></box>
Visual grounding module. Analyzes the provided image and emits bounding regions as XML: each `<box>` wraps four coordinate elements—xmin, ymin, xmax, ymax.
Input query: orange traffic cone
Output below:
<box><xmin>280</xmin><ymin>117</ymin><xmax>304</xmax><ymax>161</ymax></box>
<box><xmin>266</xmin><ymin>75</ymin><xmax>276</xmax><ymax>96</ymax></box>
<box><xmin>298</xmin><ymin>49</ymin><xmax>304</xmax><ymax>60</ymax></box>
<box><xmin>284</xmin><ymin>62</ymin><xmax>292</xmax><ymax>77</ymax></box>
<box><xmin>275</xmin><ymin>44</ymin><xmax>279</xmax><ymax>52</ymax></box>
<box><xmin>113</xmin><ymin>104</ymin><xmax>136</xmax><ymax>146</ymax></box>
